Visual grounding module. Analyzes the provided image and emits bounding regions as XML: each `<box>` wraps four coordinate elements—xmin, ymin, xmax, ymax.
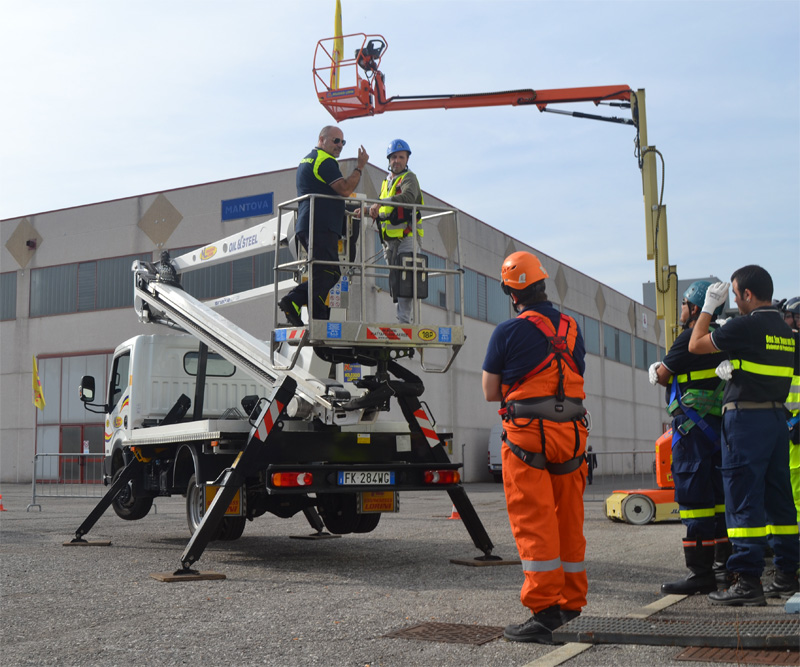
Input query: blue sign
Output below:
<box><xmin>438</xmin><ymin>327</ymin><xmax>452</xmax><ymax>342</ymax></box>
<box><xmin>221</xmin><ymin>192</ymin><xmax>274</xmax><ymax>222</ymax></box>
<box><xmin>274</xmin><ymin>329</ymin><xmax>287</xmax><ymax>342</ymax></box>
<box><xmin>327</xmin><ymin>323</ymin><xmax>342</xmax><ymax>339</ymax></box>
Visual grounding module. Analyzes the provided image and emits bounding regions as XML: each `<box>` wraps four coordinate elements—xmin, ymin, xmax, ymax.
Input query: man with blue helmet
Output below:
<box><xmin>367</xmin><ymin>139</ymin><xmax>424</xmax><ymax>323</ymax></box>
<box><xmin>649</xmin><ymin>280</ymin><xmax>730</xmax><ymax>596</ymax></box>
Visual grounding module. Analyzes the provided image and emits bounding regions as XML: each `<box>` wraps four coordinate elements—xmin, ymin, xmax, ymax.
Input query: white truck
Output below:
<box><xmin>72</xmin><ymin>194</ymin><xmax>497</xmax><ymax>572</ymax></box>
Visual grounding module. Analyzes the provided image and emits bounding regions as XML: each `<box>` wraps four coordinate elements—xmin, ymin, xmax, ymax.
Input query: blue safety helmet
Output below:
<box><xmin>684</xmin><ymin>280</ymin><xmax>724</xmax><ymax>318</ymax></box>
<box><xmin>386</xmin><ymin>139</ymin><xmax>411</xmax><ymax>158</ymax></box>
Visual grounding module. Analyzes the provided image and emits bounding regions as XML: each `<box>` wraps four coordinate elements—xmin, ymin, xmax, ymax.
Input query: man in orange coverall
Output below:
<box><xmin>482</xmin><ymin>251</ymin><xmax>589</xmax><ymax>644</ymax></box>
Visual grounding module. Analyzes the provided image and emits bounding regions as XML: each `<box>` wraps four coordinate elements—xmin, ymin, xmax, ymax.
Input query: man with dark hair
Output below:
<box><xmin>688</xmin><ymin>265</ymin><xmax>799</xmax><ymax>604</ymax></box>
<box><xmin>650</xmin><ymin>281</ymin><xmax>729</xmax><ymax>596</ymax></box>
<box><xmin>482</xmin><ymin>251</ymin><xmax>589</xmax><ymax>644</ymax></box>
<box><xmin>279</xmin><ymin>126</ymin><xmax>368</xmax><ymax>325</ymax></box>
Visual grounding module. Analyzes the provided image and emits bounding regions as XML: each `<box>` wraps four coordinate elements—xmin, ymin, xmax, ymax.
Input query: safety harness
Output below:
<box><xmin>498</xmin><ymin>310</ymin><xmax>586</xmax><ymax>475</ymax></box>
<box><xmin>668</xmin><ymin>374</ymin><xmax>724</xmax><ymax>446</ymax></box>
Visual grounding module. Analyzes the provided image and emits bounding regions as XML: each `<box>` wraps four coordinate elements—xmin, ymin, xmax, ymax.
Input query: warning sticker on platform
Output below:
<box><xmin>327</xmin><ymin>323</ymin><xmax>342</xmax><ymax>339</ymax></box>
<box><xmin>438</xmin><ymin>327</ymin><xmax>452</xmax><ymax>342</ymax></box>
<box><xmin>344</xmin><ymin>364</ymin><xmax>362</xmax><ymax>382</ymax></box>
<box><xmin>366</xmin><ymin>326</ymin><xmax>413</xmax><ymax>341</ymax></box>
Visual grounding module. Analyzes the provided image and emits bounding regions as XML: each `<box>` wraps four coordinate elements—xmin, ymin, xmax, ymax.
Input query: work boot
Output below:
<box><xmin>661</xmin><ymin>539</ymin><xmax>716</xmax><ymax>595</ymax></box>
<box><xmin>713</xmin><ymin>539</ymin><xmax>733</xmax><ymax>591</ymax></box>
<box><xmin>763</xmin><ymin>569</ymin><xmax>800</xmax><ymax>599</ymax></box>
<box><xmin>559</xmin><ymin>609</ymin><xmax>581</xmax><ymax>626</ymax></box>
<box><xmin>278</xmin><ymin>296</ymin><xmax>304</xmax><ymax>327</ymax></box>
<box><xmin>708</xmin><ymin>573</ymin><xmax>766</xmax><ymax>606</ymax></box>
<box><xmin>504</xmin><ymin>605</ymin><xmax>562</xmax><ymax>644</ymax></box>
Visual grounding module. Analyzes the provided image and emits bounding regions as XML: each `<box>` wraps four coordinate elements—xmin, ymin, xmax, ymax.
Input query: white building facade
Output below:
<box><xmin>0</xmin><ymin>161</ymin><xmax>667</xmax><ymax>483</ymax></box>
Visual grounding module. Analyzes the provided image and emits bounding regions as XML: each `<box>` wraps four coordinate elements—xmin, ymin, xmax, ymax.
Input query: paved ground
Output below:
<box><xmin>0</xmin><ymin>482</ymin><xmax>796</xmax><ymax>667</ymax></box>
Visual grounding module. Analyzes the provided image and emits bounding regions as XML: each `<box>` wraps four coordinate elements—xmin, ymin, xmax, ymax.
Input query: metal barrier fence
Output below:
<box><xmin>583</xmin><ymin>450</ymin><xmax>660</xmax><ymax>503</ymax></box>
<box><xmin>27</xmin><ymin>453</ymin><xmax>105</xmax><ymax>511</ymax></box>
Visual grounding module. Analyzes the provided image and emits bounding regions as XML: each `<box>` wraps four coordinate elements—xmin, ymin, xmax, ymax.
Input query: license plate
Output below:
<box><xmin>338</xmin><ymin>470</ymin><xmax>395</xmax><ymax>485</ymax></box>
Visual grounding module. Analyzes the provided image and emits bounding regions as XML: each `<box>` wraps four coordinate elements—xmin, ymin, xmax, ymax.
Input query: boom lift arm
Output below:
<box><xmin>313</xmin><ymin>33</ymin><xmax>678</xmax><ymax>348</ymax></box>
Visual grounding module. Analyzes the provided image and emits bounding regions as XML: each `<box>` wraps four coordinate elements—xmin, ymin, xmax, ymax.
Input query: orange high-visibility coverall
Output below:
<box><xmin>500</xmin><ymin>310</ymin><xmax>588</xmax><ymax>614</ymax></box>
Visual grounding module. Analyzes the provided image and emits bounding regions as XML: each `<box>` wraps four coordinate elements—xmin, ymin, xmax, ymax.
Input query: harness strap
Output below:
<box><xmin>503</xmin><ymin>435</ymin><xmax>584</xmax><ymax>475</ymax></box>
<box><xmin>669</xmin><ymin>376</ymin><xmax>721</xmax><ymax>445</ymax></box>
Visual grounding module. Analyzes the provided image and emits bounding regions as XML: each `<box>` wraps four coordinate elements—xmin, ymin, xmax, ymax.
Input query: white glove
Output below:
<box><xmin>648</xmin><ymin>361</ymin><xmax>661</xmax><ymax>386</ymax></box>
<box><xmin>703</xmin><ymin>281</ymin><xmax>729</xmax><ymax>315</ymax></box>
<box><xmin>715</xmin><ymin>360</ymin><xmax>734</xmax><ymax>381</ymax></box>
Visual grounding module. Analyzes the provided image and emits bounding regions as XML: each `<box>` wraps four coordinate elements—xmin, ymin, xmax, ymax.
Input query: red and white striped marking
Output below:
<box><xmin>254</xmin><ymin>399</ymin><xmax>285</xmax><ymax>442</ymax></box>
<box><xmin>366</xmin><ymin>326</ymin><xmax>413</xmax><ymax>341</ymax></box>
<box><xmin>414</xmin><ymin>408</ymin><xmax>440</xmax><ymax>448</ymax></box>
<box><xmin>286</xmin><ymin>328</ymin><xmax>305</xmax><ymax>340</ymax></box>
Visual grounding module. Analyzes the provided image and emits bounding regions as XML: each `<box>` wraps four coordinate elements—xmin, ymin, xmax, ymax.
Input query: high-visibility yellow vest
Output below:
<box><xmin>378</xmin><ymin>173</ymin><xmax>424</xmax><ymax>239</ymax></box>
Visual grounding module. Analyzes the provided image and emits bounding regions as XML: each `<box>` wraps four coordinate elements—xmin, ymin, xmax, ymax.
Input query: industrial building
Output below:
<box><xmin>0</xmin><ymin>160</ymin><xmax>666</xmax><ymax>483</ymax></box>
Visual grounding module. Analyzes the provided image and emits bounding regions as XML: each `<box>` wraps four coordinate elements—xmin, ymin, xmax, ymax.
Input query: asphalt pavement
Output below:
<box><xmin>0</xmin><ymin>482</ymin><xmax>796</xmax><ymax>667</ymax></box>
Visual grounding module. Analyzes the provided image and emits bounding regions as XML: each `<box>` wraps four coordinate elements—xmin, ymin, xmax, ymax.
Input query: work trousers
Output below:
<box><xmin>285</xmin><ymin>230</ymin><xmax>341</xmax><ymax>320</ymax></box>
<box><xmin>671</xmin><ymin>414</ymin><xmax>726</xmax><ymax>542</ymax></box>
<box><xmin>501</xmin><ymin>419</ymin><xmax>588</xmax><ymax>613</ymax></box>
<box><xmin>383</xmin><ymin>236</ymin><xmax>414</xmax><ymax>324</ymax></box>
<box><xmin>720</xmin><ymin>408</ymin><xmax>800</xmax><ymax>576</ymax></box>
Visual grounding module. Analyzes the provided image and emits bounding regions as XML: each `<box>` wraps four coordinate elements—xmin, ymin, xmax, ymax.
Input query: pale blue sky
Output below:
<box><xmin>1</xmin><ymin>0</ymin><xmax>798</xmax><ymax>303</ymax></box>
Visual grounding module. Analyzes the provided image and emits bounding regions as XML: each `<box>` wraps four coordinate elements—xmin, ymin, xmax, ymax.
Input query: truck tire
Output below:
<box><xmin>185</xmin><ymin>475</ymin><xmax>246</xmax><ymax>541</ymax></box>
<box><xmin>110</xmin><ymin>467</ymin><xmax>153</xmax><ymax>521</ymax></box>
<box><xmin>353</xmin><ymin>512</ymin><xmax>381</xmax><ymax>533</ymax></box>
<box><xmin>621</xmin><ymin>493</ymin><xmax>656</xmax><ymax>525</ymax></box>
<box><xmin>318</xmin><ymin>493</ymin><xmax>359</xmax><ymax>534</ymax></box>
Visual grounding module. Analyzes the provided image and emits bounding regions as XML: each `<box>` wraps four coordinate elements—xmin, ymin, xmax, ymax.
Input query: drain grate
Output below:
<box><xmin>383</xmin><ymin>622</ymin><xmax>504</xmax><ymax>645</ymax></box>
<box><xmin>553</xmin><ymin>616</ymin><xmax>800</xmax><ymax>649</ymax></box>
<box><xmin>675</xmin><ymin>646</ymin><xmax>800</xmax><ymax>665</ymax></box>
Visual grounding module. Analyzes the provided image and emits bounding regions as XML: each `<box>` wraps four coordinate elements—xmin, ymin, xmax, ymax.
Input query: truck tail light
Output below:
<box><xmin>271</xmin><ymin>472</ymin><xmax>313</xmax><ymax>487</ymax></box>
<box><xmin>423</xmin><ymin>470</ymin><xmax>460</xmax><ymax>485</ymax></box>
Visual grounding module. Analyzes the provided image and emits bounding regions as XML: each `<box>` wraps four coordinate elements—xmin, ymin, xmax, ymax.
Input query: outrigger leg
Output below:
<box><xmin>388</xmin><ymin>360</ymin><xmax>499</xmax><ymax>561</ymax></box>
<box><xmin>69</xmin><ymin>455</ymin><xmax>144</xmax><ymax>543</ymax></box>
<box><xmin>174</xmin><ymin>377</ymin><xmax>297</xmax><ymax>575</ymax></box>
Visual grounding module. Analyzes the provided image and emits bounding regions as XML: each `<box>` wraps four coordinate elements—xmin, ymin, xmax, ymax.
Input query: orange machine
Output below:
<box><xmin>312</xmin><ymin>25</ymin><xmax>680</xmax><ymax>349</ymax></box>
<box><xmin>605</xmin><ymin>429</ymin><xmax>680</xmax><ymax>525</ymax></box>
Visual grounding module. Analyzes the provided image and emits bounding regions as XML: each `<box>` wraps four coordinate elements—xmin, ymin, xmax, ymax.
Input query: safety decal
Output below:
<box><xmin>366</xmin><ymin>327</ymin><xmax>413</xmax><ymax>341</ymax></box>
<box><xmin>438</xmin><ymin>327</ymin><xmax>452</xmax><ymax>342</ymax></box>
<box><xmin>200</xmin><ymin>246</ymin><xmax>217</xmax><ymax>261</ymax></box>
<box><xmin>254</xmin><ymin>399</ymin><xmax>285</xmax><ymax>442</ymax></box>
<box><xmin>413</xmin><ymin>408</ymin><xmax>440</xmax><ymax>448</ymax></box>
<box><xmin>418</xmin><ymin>328</ymin><xmax>436</xmax><ymax>341</ymax></box>
<box><xmin>327</xmin><ymin>323</ymin><xmax>343</xmax><ymax>339</ymax></box>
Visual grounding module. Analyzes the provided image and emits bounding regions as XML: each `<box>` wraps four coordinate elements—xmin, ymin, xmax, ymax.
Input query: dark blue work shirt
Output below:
<box><xmin>296</xmin><ymin>148</ymin><xmax>345</xmax><ymax>236</ymax></box>
<box><xmin>482</xmin><ymin>302</ymin><xmax>586</xmax><ymax>386</ymax></box>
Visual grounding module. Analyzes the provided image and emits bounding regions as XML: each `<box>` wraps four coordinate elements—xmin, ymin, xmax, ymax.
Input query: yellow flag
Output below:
<box><xmin>330</xmin><ymin>0</ymin><xmax>343</xmax><ymax>90</ymax></box>
<box><xmin>33</xmin><ymin>355</ymin><xmax>46</xmax><ymax>410</ymax></box>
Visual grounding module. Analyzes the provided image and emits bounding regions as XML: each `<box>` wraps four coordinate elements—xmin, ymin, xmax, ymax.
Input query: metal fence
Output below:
<box><xmin>27</xmin><ymin>453</ymin><xmax>105</xmax><ymax>511</ymax></box>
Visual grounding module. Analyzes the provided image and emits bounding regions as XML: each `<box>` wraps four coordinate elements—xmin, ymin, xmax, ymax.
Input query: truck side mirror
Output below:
<box><xmin>79</xmin><ymin>376</ymin><xmax>95</xmax><ymax>403</ymax></box>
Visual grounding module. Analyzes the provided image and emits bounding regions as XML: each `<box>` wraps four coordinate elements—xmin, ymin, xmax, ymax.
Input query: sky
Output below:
<box><xmin>1</xmin><ymin>0</ymin><xmax>798</xmax><ymax>304</ymax></box>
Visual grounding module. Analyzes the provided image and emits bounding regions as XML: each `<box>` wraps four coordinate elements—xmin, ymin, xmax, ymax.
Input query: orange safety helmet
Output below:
<box><xmin>500</xmin><ymin>251</ymin><xmax>549</xmax><ymax>294</ymax></box>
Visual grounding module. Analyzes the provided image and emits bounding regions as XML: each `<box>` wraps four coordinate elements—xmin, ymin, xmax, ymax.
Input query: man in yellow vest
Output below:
<box><xmin>367</xmin><ymin>139</ymin><xmax>424</xmax><ymax>323</ymax></box>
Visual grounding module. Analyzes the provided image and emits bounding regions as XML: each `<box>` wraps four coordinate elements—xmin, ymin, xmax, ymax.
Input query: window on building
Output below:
<box><xmin>563</xmin><ymin>308</ymin><xmax>600</xmax><ymax>356</ymax></box>
<box><xmin>1</xmin><ymin>271</ymin><xmax>17</xmax><ymax>320</ymax></box>
<box><xmin>30</xmin><ymin>253</ymin><xmax>152</xmax><ymax>317</ymax></box>
<box><xmin>603</xmin><ymin>323</ymin><xmax>632</xmax><ymax>365</ymax></box>
<box><xmin>634</xmin><ymin>337</ymin><xmax>660</xmax><ymax>370</ymax></box>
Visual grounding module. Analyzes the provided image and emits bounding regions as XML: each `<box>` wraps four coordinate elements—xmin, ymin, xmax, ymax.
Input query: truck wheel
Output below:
<box><xmin>621</xmin><ymin>494</ymin><xmax>656</xmax><ymax>525</ymax></box>
<box><xmin>185</xmin><ymin>475</ymin><xmax>246</xmax><ymax>540</ymax></box>
<box><xmin>353</xmin><ymin>512</ymin><xmax>381</xmax><ymax>533</ymax></box>
<box><xmin>318</xmin><ymin>494</ymin><xmax>359</xmax><ymax>534</ymax></box>
<box><xmin>217</xmin><ymin>516</ymin><xmax>246</xmax><ymax>541</ymax></box>
<box><xmin>110</xmin><ymin>467</ymin><xmax>153</xmax><ymax>521</ymax></box>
